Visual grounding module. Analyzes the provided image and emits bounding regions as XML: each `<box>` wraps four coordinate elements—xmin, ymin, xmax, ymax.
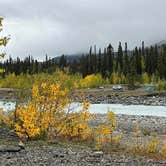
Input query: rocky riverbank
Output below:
<box><xmin>75</xmin><ymin>93</ymin><xmax>166</xmax><ymax>106</ymax></box>
<box><xmin>92</xmin><ymin>114</ymin><xmax>166</xmax><ymax>134</ymax></box>
<box><xmin>73</xmin><ymin>85</ymin><xmax>166</xmax><ymax>106</ymax></box>
<box><xmin>1</xmin><ymin>146</ymin><xmax>166</xmax><ymax>166</ymax></box>
<box><xmin>1</xmin><ymin>113</ymin><xmax>166</xmax><ymax>165</ymax></box>
<box><xmin>92</xmin><ymin>114</ymin><xmax>166</xmax><ymax>150</ymax></box>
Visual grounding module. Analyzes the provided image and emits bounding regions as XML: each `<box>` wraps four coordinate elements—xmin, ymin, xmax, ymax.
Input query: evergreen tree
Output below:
<box><xmin>107</xmin><ymin>44</ymin><xmax>114</xmax><ymax>75</ymax></box>
<box><xmin>97</xmin><ymin>48</ymin><xmax>102</xmax><ymax>73</ymax></box>
<box><xmin>142</xmin><ymin>41</ymin><xmax>145</xmax><ymax>57</ymax></box>
<box><xmin>59</xmin><ymin>55</ymin><xmax>67</xmax><ymax>70</ymax></box>
<box><xmin>128</xmin><ymin>53</ymin><xmax>137</xmax><ymax>87</ymax></box>
<box><xmin>116</xmin><ymin>42</ymin><xmax>123</xmax><ymax>72</ymax></box>
<box><xmin>123</xmin><ymin>42</ymin><xmax>129</xmax><ymax>75</ymax></box>
<box><xmin>135</xmin><ymin>47</ymin><xmax>142</xmax><ymax>75</ymax></box>
<box><xmin>102</xmin><ymin>48</ymin><xmax>107</xmax><ymax>77</ymax></box>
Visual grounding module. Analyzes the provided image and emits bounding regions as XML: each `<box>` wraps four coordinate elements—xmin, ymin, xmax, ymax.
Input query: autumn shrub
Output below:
<box><xmin>14</xmin><ymin>82</ymin><xmax>70</xmax><ymax>139</ymax></box>
<box><xmin>61</xmin><ymin>107</ymin><xmax>92</xmax><ymax>141</ymax></box>
<box><xmin>0</xmin><ymin>81</ymin><xmax>95</xmax><ymax>141</ymax></box>
<box><xmin>134</xmin><ymin>137</ymin><xmax>159</xmax><ymax>155</ymax></box>
<box><xmin>141</xmin><ymin>72</ymin><xmax>150</xmax><ymax>84</ymax></box>
<box><xmin>13</xmin><ymin>86</ymin><xmax>121</xmax><ymax>148</ymax></box>
<box><xmin>0</xmin><ymin>108</ymin><xmax>15</xmax><ymax>127</ymax></box>
<box><xmin>142</xmin><ymin>129</ymin><xmax>151</xmax><ymax>136</ymax></box>
<box><xmin>111</xmin><ymin>72</ymin><xmax>127</xmax><ymax>84</ymax></box>
<box><xmin>147</xmin><ymin>138</ymin><xmax>159</xmax><ymax>153</ymax></box>
<box><xmin>79</xmin><ymin>74</ymin><xmax>104</xmax><ymax>88</ymax></box>
<box><xmin>156</xmin><ymin>80</ymin><xmax>166</xmax><ymax>91</ymax></box>
<box><xmin>0</xmin><ymin>82</ymin><xmax>121</xmax><ymax>149</ymax></box>
<box><xmin>131</xmin><ymin>123</ymin><xmax>160</xmax><ymax>156</ymax></box>
<box><xmin>0</xmin><ymin>70</ymin><xmax>82</xmax><ymax>90</ymax></box>
<box><xmin>0</xmin><ymin>73</ymin><xmax>34</xmax><ymax>89</ymax></box>
<box><xmin>0</xmin><ymin>71</ymin><xmax>122</xmax><ymax>148</ymax></box>
<box><xmin>111</xmin><ymin>72</ymin><xmax>119</xmax><ymax>84</ymax></box>
<box><xmin>14</xmin><ymin>103</ymin><xmax>41</xmax><ymax>139</ymax></box>
<box><xmin>160</xmin><ymin>142</ymin><xmax>166</xmax><ymax>155</ymax></box>
<box><xmin>93</xmin><ymin>111</ymin><xmax>121</xmax><ymax>150</ymax></box>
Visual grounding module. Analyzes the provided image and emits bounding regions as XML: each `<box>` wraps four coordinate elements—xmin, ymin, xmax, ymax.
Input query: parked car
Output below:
<box><xmin>112</xmin><ymin>85</ymin><xmax>124</xmax><ymax>91</ymax></box>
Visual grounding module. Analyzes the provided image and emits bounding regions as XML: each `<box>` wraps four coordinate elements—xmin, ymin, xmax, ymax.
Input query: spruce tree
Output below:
<box><xmin>107</xmin><ymin>44</ymin><xmax>114</xmax><ymax>75</ymax></box>
<box><xmin>128</xmin><ymin>53</ymin><xmax>137</xmax><ymax>87</ymax></box>
<box><xmin>117</xmin><ymin>42</ymin><xmax>123</xmax><ymax>72</ymax></box>
<box><xmin>97</xmin><ymin>48</ymin><xmax>102</xmax><ymax>73</ymax></box>
<box><xmin>123</xmin><ymin>42</ymin><xmax>129</xmax><ymax>75</ymax></box>
<box><xmin>135</xmin><ymin>47</ymin><xmax>142</xmax><ymax>75</ymax></box>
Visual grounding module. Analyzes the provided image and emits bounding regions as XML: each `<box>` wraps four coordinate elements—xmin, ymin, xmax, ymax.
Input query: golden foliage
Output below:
<box><xmin>80</xmin><ymin>74</ymin><xmax>104</xmax><ymax>88</ymax></box>
<box><xmin>135</xmin><ymin>122</ymin><xmax>141</xmax><ymax>138</ymax></box>
<box><xmin>0</xmin><ymin>71</ymin><xmax>82</xmax><ymax>90</ymax></box>
<box><xmin>112</xmin><ymin>134</ymin><xmax>121</xmax><ymax>144</ymax></box>
<box><xmin>147</xmin><ymin>138</ymin><xmax>159</xmax><ymax>153</ymax></box>
<box><xmin>7</xmin><ymin>82</ymin><xmax>94</xmax><ymax>141</ymax></box>
<box><xmin>0</xmin><ymin>72</ymin><xmax>121</xmax><ymax>149</ymax></box>
<box><xmin>111</xmin><ymin>72</ymin><xmax>127</xmax><ymax>84</ymax></box>
<box><xmin>160</xmin><ymin>142</ymin><xmax>166</xmax><ymax>155</ymax></box>
<box><xmin>1</xmin><ymin>83</ymin><xmax>121</xmax><ymax>149</ymax></box>
<box><xmin>141</xmin><ymin>72</ymin><xmax>150</xmax><ymax>84</ymax></box>
<box><xmin>14</xmin><ymin>104</ymin><xmax>40</xmax><ymax>139</ymax></box>
<box><xmin>0</xmin><ymin>108</ymin><xmax>14</xmax><ymax>126</ymax></box>
<box><xmin>107</xmin><ymin>111</ymin><xmax>117</xmax><ymax>129</ymax></box>
<box><xmin>94</xmin><ymin>111</ymin><xmax>120</xmax><ymax>149</ymax></box>
<box><xmin>83</xmin><ymin>102</ymin><xmax>90</xmax><ymax>110</ymax></box>
<box><xmin>61</xmin><ymin>109</ymin><xmax>92</xmax><ymax>140</ymax></box>
<box><xmin>0</xmin><ymin>17</ymin><xmax>9</xmax><ymax>73</ymax></box>
<box><xmin>14</xmin><ymin>82</ymin><xmax>70</xmax><ymax>139</ymax></box>
<box><xmin>0</xmin><ymin>36</ymin><xmax>10</xmax><ymax>46</ymax></box>
<box><xmin>0</xmin><ymin>17</ymin><xmax>3</xmax><ymax>27</ymax></box>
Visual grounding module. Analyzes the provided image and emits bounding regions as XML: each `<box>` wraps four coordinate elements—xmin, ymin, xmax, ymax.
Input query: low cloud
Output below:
<box><xmin>0</xmin><ymin>0</ymin><xmax>166</xmax><ymax>60</ymax></box>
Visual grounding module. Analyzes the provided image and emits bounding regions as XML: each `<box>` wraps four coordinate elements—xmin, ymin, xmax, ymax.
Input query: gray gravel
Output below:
<box><xmin>75</xmin><ymin>94</ymin><xmax>166</xmax><ymax>106</ymax></box>
<box><xmin>1</xmin><ymin>146</ymin><xmax>166</xmax><ymax>166</ymax></box>
<box><xmin>92</xmin><ymin>114</ymin><xmax>166</xmax><ymax>134</ymax></box>
<box><xmin>1</xmin><ymin>113</ymin><xmax>166</xmax><ymax>165</ymax></box>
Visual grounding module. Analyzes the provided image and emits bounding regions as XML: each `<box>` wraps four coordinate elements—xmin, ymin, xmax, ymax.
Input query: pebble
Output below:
<box><xmin>75</xmin><ymin>94</ymin><xmax>166</xmax><ymax>106</ymax></box>
<box><xmin>0</xmin><ymin>146</ymin><xmax>159</xmax><ymax>166</ymax></box>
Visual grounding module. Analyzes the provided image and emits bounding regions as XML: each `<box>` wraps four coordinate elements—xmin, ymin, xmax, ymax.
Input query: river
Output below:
<box><xmin>0</xmin><ymin>101</ymin><xmax>166</xmax><ymax>117</ymax></box>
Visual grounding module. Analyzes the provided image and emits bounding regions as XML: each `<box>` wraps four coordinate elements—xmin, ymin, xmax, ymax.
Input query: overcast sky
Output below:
<box><xmin>0</xmin><ymin>0</ymin><xmax>166</xmax><ymax>60</ymax></box>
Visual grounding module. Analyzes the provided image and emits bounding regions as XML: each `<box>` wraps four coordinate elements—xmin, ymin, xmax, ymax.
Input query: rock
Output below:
<box><xmin>92</xmin><ymin>151</ymin><xmax>104</xmax><ymax>157</ymax></box>
<box><xmin>0</xmin><ymin>145</ymin><xmax>21</xmax><ymax>152</ymax></box>
<box><xmin>74</xmin><ymin>92</ymin><xmax>166</xmax><ymax>106</ymax></box>
<box><xmin>0</xmin><ymin>146</ymin><xmax>166</xmax><ymax>165</ymax></box>
<box><xmin>18</xmin><ymin>141</ymin><xmax>25</xmax><ymax>149</ymax></box>
<box><xmin>99</xmin><ymin>86</ymin><xmax>104</xmax><ymax>89</ymax></box>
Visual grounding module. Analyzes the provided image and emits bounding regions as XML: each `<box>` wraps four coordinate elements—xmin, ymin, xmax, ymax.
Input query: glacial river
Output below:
<box><xmin>0</xmin><ymin>101</ymin><xmax>166</xmax><ymax>117</ymax></box>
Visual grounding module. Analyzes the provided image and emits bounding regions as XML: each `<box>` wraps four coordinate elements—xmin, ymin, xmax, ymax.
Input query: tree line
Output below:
<box><xmin>1</xmin><ymin>42</ymin><xmax>166</xmax><ymax>83</ymax></box>
<box><xmin>70</xmin><ymin>42</ymin><xmax>166</xmax><ymax>83</ymax></box>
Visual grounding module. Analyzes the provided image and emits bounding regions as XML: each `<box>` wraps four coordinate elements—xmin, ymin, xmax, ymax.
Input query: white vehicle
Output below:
<box><xmin>112</xmin><ymin>85</ymin><xmax>123</xmax><ymax>91</ymax></box>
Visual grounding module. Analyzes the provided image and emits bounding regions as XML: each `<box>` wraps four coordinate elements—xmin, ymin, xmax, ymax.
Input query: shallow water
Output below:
<box><xmin>0</xmin><ymin>101</ymin><xmax>166</xmax><ymax>117</ymax></box>
<box><xmin>70</xmin><ymin>103</ymin><xmax>166</xmax><ymax>117</ymax></box>
<box><xmin>0</xmin><ymin>101</ymin><xmax>16</xmax><ymax>112</ymax></box>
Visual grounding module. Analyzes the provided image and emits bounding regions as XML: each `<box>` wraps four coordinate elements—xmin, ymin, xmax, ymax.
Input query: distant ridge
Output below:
<box><xmin>52</xmin><ymin>41</ymin><xmax>166</xmax><ymax>63</ymax></box>
<box><xmin>52</xmin><ymin>54</ymin><xmax>83</xmax><ymax>63</ymax></box>
<box><xmin>155</xmin><ymin>40</ymin><xmax>166</xmax><ymax>46</ymax></box>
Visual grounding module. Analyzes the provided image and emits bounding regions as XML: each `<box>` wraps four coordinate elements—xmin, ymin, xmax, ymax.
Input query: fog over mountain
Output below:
<box><xmin>0</xmin><ymin>0</ymin><xmax>166</xmax><ymax>60</ymax></box>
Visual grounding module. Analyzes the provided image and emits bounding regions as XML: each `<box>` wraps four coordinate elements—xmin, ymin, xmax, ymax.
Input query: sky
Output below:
<box><xmin>0</xmin><ymin>0</ymin><xmax>166</xmax><ymax>60</ymax></box>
